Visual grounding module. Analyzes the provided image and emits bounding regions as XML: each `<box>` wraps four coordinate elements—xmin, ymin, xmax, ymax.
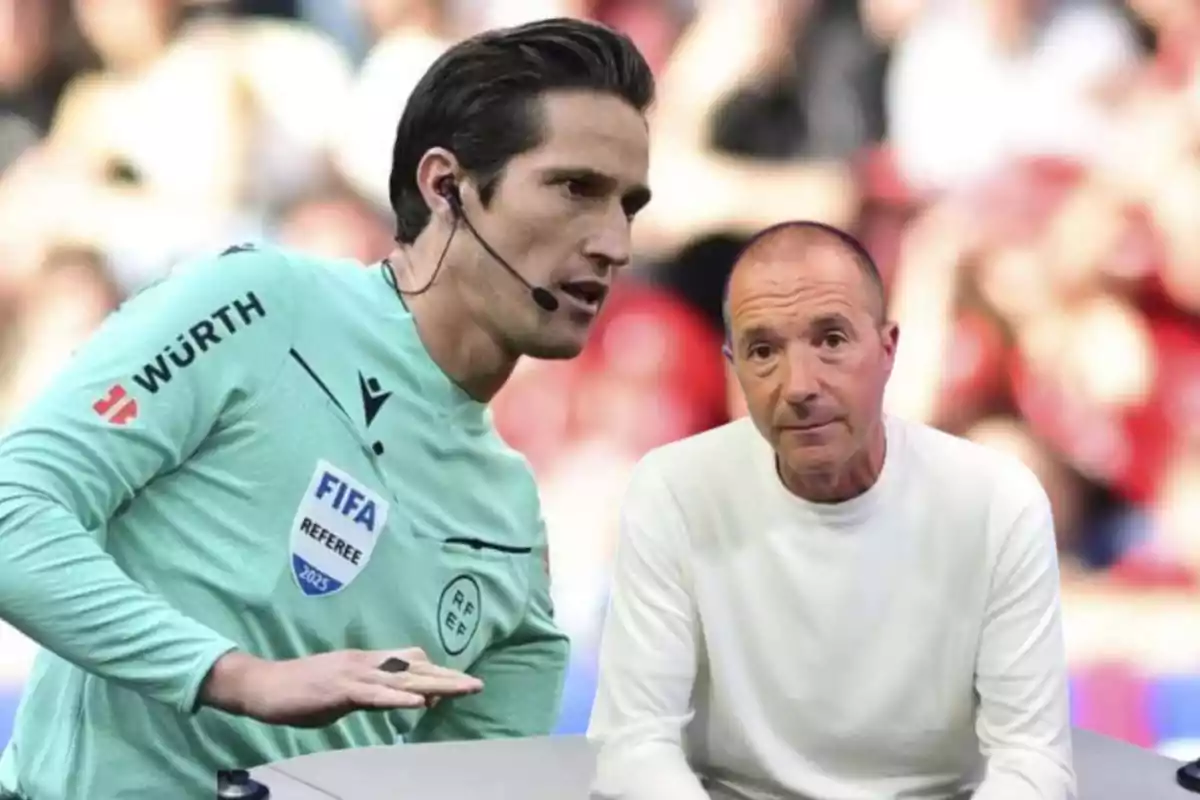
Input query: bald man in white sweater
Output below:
<box><xmin>587</xmin><ymin>222</ymin><xmax>1075</xmax><ymax>800</ymax></box>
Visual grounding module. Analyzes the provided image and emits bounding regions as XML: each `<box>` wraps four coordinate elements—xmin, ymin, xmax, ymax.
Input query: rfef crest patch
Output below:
<box><xmin>437</xmin><ymin>574</ymin><xmax>482</xmax><ymax>656</ymax></box>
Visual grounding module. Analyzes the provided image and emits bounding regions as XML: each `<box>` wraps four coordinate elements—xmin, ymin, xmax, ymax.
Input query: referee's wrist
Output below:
<box><xmin>199</xmin><ymin>650</ymin><xmax>264</xmax><ymax>717</ymax></box>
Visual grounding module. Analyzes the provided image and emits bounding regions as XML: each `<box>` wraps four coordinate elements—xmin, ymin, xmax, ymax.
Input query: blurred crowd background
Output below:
<box><xmin>1</xmin><ymin>0</ymin><xmax>1199</xmax><ymax>762</ymax></box>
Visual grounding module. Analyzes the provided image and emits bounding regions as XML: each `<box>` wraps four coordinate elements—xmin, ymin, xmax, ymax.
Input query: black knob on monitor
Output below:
<box><xmin>1178</xmin><ymin>760</ymin><xmax>1200</xmax><ymax>793</ymax></box>
<box><xmin>217</xmin><ymin>769</ymin><xmax>270</xmax><ymax>799</ymax></box>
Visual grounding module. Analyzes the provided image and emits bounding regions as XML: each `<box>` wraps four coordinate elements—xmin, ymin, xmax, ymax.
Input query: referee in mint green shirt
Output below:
<box><xmin>0</xmin><ymin>17</ymin><xmax>654</xmax><ymax>799</ymax></box>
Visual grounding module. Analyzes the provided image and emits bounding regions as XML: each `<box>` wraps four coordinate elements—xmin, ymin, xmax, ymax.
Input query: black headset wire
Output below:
<box><xmin>379</xmin><ymin>215</ymin><xmax>459</xmax><ymax>300</ymax></box>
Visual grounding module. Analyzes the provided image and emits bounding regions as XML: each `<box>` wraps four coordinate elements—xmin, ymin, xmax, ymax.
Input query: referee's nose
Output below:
<box><xmin>582</xmin><ymin>205</ymin><xmax>633</xmax><ymax>275</ymax></box>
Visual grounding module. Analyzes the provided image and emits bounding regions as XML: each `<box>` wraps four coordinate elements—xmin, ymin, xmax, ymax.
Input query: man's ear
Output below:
<box><xmin>881</xmin><ymin>320</ymin><xmax>900</xmax><ymax>359</ymax></box>
<box><xmin>415</xmin><ymin>147</ymin><xmax>461</xmax><ymax>218</ymax></box>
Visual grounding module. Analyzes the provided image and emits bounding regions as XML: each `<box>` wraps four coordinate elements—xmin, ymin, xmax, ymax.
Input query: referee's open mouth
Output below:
<box><xmin>558</xmin><ymin>279</ymin><xmax>608</xmax><ymax>312</ymax></box>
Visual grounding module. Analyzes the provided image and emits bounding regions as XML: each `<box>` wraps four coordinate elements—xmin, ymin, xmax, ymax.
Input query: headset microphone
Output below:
<box><xmin>437</xmin><ymin>178</ymin><xmax>560</xmax><ymax>312</ymax></box>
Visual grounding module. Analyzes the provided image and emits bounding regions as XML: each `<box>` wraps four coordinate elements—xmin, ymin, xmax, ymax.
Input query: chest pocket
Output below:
<box><xmin>314</xmin><ymin>519</ymin><xmax>538</xmax><ymax>673</ymax></box>
<box><xmin>414</xmin><ymin>530</ymin><xmax>536</xmax><ymax>667</ymax></box>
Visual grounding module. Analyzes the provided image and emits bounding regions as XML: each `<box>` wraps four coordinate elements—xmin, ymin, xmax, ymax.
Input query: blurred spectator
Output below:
<box><xmin>1127</xmin><ymin>0</ymin><xmax>1200</xmax><ymax>86</ymax></box>
<box><xmin>636</xmin><ymin>0</ymin><xmax>864</xmax><ymax>266</ymax></box>
<box><xmin>0</xmin><ymin>245</ymin><xmax>121</xmax><ymax>428</ymax></box>
<box><xmin>71</xmin><ymin>0</ymin><xmax>182</xmax><ymax>73</ymax></box>
<box><xmin>965</xmin><ymin>415</ymin><xmax>1090</xmax><ymax>572</ymax></box>
<box><xmin>886</xmin><ymin>0</ymin><xmax>1139</xmax><ymax>194</ymax></box>
<box><xmin>709</xmin><ymin>0</ymin><xmax>888</xmax><ymax>161</ymax></box>
<box><xmin>358</xmin><ymin>0</ymin><xmax>451</xmax><ymax>38</ymax></box>
<box><xmin>1148</xmin><ymin>448</ymin><xmax>1200</xmax><ymax>579</ymax></box>
<box><xmin>586</xmin><ymin>0</ymin><xmax>686</xmax><ymax>74</ymax></box>
<box><xmin>493</xmin><ymin>281</ymin><xmax>727</xmax><ymax>471</ymax></box>
<box><xmin>1147</xmin><ymin>162</ymin><xmax>1200</xmax><ymax>314</ymax></box>
<box><xmin>461</xmin><ymin>0</ymin><xmax>589</xmax><ymax>31</ymax></box>
<box><xmin>30</xmin><ymin>0</ymin><xmax>253</xmax><ymax>278</ymax></box>
<box><xmin>0</xmin><ymin>0</ymin><xmax>90</xmax><ymax>172</ymax></box>
<box><xmin>274</xmin><ymin>184</ymin><xmax>394</xmax><ymax>263</ymax></box>
<box><xmin>234</xmin><ymin>15</ymin><xmax>354</xmax><ymax>210</ymax></box>
<box><xmin>0</xmin><ymin>2</ymin><xmax>353</xmax><ymax>293</ymax></box>
<box><xmin>331</xmin><ymin>0</ymin><xmax>456</xmax><ymax>207</ymax></box>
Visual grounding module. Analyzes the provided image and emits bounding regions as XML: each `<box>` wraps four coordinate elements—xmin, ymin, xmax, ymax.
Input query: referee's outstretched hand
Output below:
<box><xmin>199</xmin><ymin>647</ymin><xmax>483</xmax><ymax>728</ymax></box>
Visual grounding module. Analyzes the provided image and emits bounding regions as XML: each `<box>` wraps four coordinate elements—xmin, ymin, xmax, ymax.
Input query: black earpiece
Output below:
<box><xmin>436</xmin><ymin>177</ymin><xmax>462</xmax><ymax>215</ymax></box>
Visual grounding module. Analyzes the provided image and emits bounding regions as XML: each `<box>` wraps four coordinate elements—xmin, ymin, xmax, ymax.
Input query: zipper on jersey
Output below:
<box><xmin>443</xmin><ymin>537</ymin><xmax>533</xmax><ymax>555</ymax></box>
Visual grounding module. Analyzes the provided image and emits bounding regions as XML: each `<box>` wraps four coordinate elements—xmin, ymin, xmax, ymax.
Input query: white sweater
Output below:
<box><xmin>588</xmin><ymin>416</ymin><xmax>1075</xmax><ymax>800</ymax></box>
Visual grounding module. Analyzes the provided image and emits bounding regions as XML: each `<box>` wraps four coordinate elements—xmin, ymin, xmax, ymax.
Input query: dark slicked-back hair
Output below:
<box><xmin>388</xmin><ymin>17</ymin><xmax>655</xmax><ymax>244</ymax></box>
<box><xmin>722</xmin><ymin>221</ymin><xmax>887</xmax><ymax>347</ymax></box>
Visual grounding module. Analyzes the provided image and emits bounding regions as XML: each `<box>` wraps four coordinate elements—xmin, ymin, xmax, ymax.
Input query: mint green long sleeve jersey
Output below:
<box><xmin>0</xmin><ymin>245</ymin><xmax>568</xmax><ymax>799</ymax></box>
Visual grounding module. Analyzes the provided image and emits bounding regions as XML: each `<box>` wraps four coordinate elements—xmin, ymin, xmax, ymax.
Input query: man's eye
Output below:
<box><xmin>747</xmin><ymin>344</ymin><xmax>773</xmax><ymax>360</ymax></box>
<box><xmin>563</xmin><ymin>179</ymin><xmax>591</xmax><ymax>197</ymax></box>
<box><xmin>822</xmin><ymin>332</ymin><xmax>848</xmax><ymax>348</ymax></box>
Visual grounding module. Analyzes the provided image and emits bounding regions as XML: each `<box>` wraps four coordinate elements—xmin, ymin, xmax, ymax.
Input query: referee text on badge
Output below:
<box><xmin>289</xmin><ymin>461</ymin><xmax>389</xmax><ymax>597</ymax></box>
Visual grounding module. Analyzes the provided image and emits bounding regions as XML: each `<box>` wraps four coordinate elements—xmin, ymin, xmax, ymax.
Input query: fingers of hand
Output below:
<box><xmin>346</xmin><ymin>683</ymin><xmax>428</xmax><ymax>710</ymax></box>
<box><xmin>342</xmin><ymin>670</ymin><xmax>480</xmax><ymax>712</ymax></box>
<box><xmin>406</xmin><ymin>659</ymin><xmax>481</xmax><ymax>685</ymax></box>
<box><xmin>362</xmin><ymin>648</ymin><xmax>480</xmax><ymax>690</ymax></box>
<box><xmin>371</xmin><ymin>669</ymin><xmax>482</xmax><ymax>698</ymax></box>
<box><xmin>339</xmin><ymin>648</ymin><xmax>481</xmax><ymax>713</ymax></box>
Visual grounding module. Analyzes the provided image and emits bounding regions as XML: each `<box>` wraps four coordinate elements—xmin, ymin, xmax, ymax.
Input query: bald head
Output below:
<box><xmin>721</xmin><ymin>220</ymin><xmax>898</xmax><ymax>502</ymax></box>
<box><xmin>722</xmin><ymin>221</ymin><xmax>886</xmax><ymax>342</ymax></box>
